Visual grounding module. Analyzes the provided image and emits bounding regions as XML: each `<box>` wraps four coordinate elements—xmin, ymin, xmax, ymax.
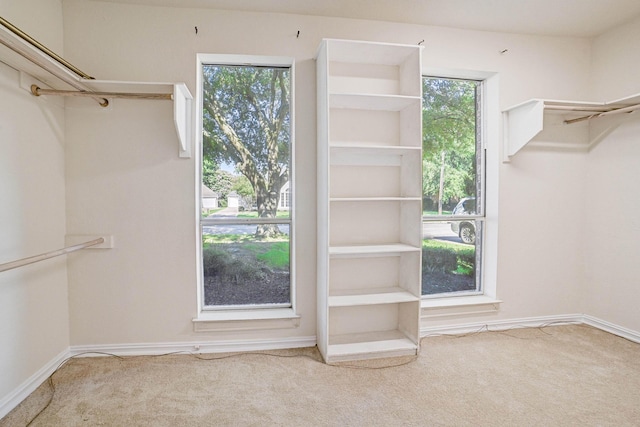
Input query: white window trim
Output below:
<box><xmin>420</xmin><ymin>69</ymin><xmax>500</xmax><ymax>314</ymax></box>
<box><xmin>193</xmin><ymin>54</ymin><xmax>297</xmax><ymax>328</ymax></box>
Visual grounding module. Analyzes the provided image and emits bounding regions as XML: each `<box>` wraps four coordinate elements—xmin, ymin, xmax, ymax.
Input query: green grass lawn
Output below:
<box><xmin>203</xmin><ymin>233</ymin><xmax>289</xmax><ymax>270</ymax></box>
<box><xmin>202</xmin><ymin>208</ymin><xmax>225</xmax><ymax>216</ymax></box>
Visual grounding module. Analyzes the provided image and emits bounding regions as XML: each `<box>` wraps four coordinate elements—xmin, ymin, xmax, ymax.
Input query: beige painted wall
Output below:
<box><xmin>61</xmin><ymin>0</ymin><xmax>593</xmax><ymax>346</ymax></box>
<box><xmin>584</xmin><ymin>15</ymin><xmax>640</xmax><ymax>332</ymax></box>
<box><xmin>0</xmin><ymin>0</ymin><xmax>69</xmax><ymax>407</ymax></box>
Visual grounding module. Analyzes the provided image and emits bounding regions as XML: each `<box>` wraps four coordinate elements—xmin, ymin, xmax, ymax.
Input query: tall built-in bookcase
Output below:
<box><xmin>316</xmin><ymin>39</ymin><xmax>423</xmax><ymax>363</ymax></box>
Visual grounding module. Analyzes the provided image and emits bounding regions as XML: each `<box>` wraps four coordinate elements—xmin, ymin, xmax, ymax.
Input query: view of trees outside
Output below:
<box><xmin>201</xmin><ymin>64</ymin><xmax>291</xmax><ymax>307</ymax></box>
<box><xmin>422</xmin><ymin>77</ymin><xmax>481</xmax><ymax>295</ymax></box>
<box><xmin>422</xmin><ymin>77</ymin><xmax>478</xmax><ymax>213</ymax></box>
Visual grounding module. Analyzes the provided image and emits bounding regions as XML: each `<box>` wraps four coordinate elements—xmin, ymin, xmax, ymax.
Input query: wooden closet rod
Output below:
<box><xmin>0</xmin><ymin>238</ymin><xmax>104</xmax><ymax>273</ymax></box>
<box><xmin>31</xmin><ymin>85</ymin><xmax>173</xmax><ymax>102</ymax></box>
<box><xmin>564</xmin><ymin>103</ymin><xmax>640</xmax><ymax>124</ymax></box>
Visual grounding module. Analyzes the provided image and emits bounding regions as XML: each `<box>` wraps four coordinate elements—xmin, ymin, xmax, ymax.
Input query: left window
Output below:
<box><xmin>198</xmin><ymin>56</ymin><xmax>293</xmax><ymax>310</ymax></box>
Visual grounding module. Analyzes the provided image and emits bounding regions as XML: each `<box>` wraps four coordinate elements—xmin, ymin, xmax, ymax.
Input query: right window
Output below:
<box><xmin>422</xmin><ymin>76</ymin><xmax>484</xmax><ymax>296</ymax></box>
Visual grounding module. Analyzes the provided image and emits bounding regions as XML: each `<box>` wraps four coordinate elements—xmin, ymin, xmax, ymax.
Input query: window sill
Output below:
<box><xmin>421</xmin><ymin>295</ymin><xmax>502</xmax><ymax>319</ymax></box>
<box><xmin>193</xmin><ymin>308</ymin><xmax>300</xmax><ymax>332</ymax></box>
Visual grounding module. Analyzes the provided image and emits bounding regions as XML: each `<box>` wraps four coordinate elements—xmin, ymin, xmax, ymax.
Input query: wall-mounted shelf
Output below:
<box><xmin>0</xmin><ymin>18</ymin><xmax>193</xmax><ymax>158</ymax></box>
<box><xmin>502</xmin><ymin>93</ymin><xmax>640</xmax><ymax>162</ymax></box>
<box><xmin>79</xmin><ymin>80</ymin><xmax>193</xmax><ymax>158</ymax></box>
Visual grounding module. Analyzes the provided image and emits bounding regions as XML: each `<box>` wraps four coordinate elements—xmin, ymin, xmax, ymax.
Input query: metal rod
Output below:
<box><xmin>563</xmin><ymin>103</ymin><xmax>640</xmax><ymax>124</ymax></box>
<box><xmin>31</xmin><ymin>85</ymin><xmax>173</xmax><ymax>101</ymax></box>
<box><xmin>0</xmin><ymin>238</ymin><xmax>104</xmax><ymax>273</ymax></box>
<box><xmin>0</xmin><ymin>16</ymin><xmax>94</xmax><ymax>80</ymax></box>
<box><xmin>0</xmin><ymin>18</ymin><xmax>108</xmax><ymax>106</ymax></box>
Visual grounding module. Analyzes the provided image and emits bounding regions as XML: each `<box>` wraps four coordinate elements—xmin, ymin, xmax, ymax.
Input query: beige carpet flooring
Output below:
<box><xmin>3</xmin><ymin>324</ymin><xmax>640</xmax><ymax>426</ymax></box>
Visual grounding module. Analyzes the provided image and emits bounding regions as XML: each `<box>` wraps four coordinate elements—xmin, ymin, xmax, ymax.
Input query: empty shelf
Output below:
<box><xmin>327</xmin><ymin>330</ymin><xmax>418</xmax><ymax>362</ymax></box>
<box><xmin>328</xmin><ymin>287</ymin><xmax>418</xmax><ymax>307</ymax></box>
<box><xmin>329</xmin><ymin>244</ymin><xmax>420</xmax><ymax>258</ymax></box>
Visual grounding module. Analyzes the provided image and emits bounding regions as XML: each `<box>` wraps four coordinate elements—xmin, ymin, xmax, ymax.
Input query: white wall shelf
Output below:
<box><xmin>503</xmin><ymin>94</ymin><xmax>640</xmax><ymax>162</ymax></box>
<box><xmin>0</xmin><ymin>21</ymin><xmax>193</xmax><ymax>158</ymax></box>
<box><xmin>317</xmin><ymin>38</ymin><xmax>422</xmax><ymax>364</ymax></box>
<box><xmin>82</xmin><ymin>80</ymin><xmax>193</xmax><ymax>158</ymax></box>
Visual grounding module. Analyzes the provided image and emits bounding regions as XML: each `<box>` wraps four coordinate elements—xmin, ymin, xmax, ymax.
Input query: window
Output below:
<box><xmin>198</xmin><ymin>56</ymin><xmax>293</xmax><ymax>310</ymax></box>
<box><xmin>422</xmin><ymin>76</ymin><xmax>484</xmax><ymax>297</ymax></box>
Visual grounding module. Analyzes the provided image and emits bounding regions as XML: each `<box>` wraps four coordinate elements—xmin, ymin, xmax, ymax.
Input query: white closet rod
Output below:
<box><xmin>0</xmin><ymin>238</ymin><xmax>104</xmax><ymax>273</ymax></box>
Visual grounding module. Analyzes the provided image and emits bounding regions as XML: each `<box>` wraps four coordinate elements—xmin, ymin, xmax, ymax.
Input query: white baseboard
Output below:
<box><xmin>420</xmin><ymin>313</ymin><xmax>640</xmax><ymax>344</ymax></box>
<box><xmin>3</xmin><ymin>316</ymin><xmax>638</xmax><ymax>421</ymax></box>
<box><xmin>421</xmin><ymin>314</ymin><xmax>585</xmax><ymax>336</ymax></box>
<box><xmin>0</xmin><ymin>348</ymin><xmax>70</xmax><ymax>419</ymax></box>
<box><xmin>69</xmin><ymin>335</ymin><xmax>318</xmax><ymax>357</ymax></box>
<box><xmin>582</xmin><ymin>315</ymin><xmax>640</xmax><ymax>344</ymax></box>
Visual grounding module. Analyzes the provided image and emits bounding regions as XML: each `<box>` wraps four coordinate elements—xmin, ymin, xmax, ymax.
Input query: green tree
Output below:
<box><xmin>206</xmin><ymin>169</ymin><xmax>234</xmax><ymax>205</ymax></box>
<box><xmin>232</xmin><ymin>174</ymin><xmax>256</xmax><ymax>209</ymax></box>
<box><xmin>422</xmin><ymin>78</ymin><xmax>478</xmax><ymax>214</ymax></box>
<box><xmin>202</xmin><ymin>65</ymin><xmax>290</xmax><ymax>237</ymax></box>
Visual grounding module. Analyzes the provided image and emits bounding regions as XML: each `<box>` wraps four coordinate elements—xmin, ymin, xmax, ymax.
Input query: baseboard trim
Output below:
<box><xmin>420</xmin><ymin>314</ymin><xmax>584</xmax><ymax>336</ymax></box>
<box><xmin>3</xmin><ymin>316</ymin><xmax>638</xmax><ymax>420</ymax></box>
<box><xmin>0</xmin><ymin>348</ymin><xmax>70</xmax><ymax>419</ymax></box>
<box><xmin>582</xmin><ymin>315</ymin><xmax>640</xmax><ymax>344</ymax></box>
<box><xmin>69</xmin><ymin>336</ymin><xmax>318</xmax><ymax>357</ymax></box>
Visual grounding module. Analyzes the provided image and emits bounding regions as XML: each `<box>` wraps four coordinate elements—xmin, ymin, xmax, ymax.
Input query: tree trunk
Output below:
<box><xmin>438</xmin><ymin>150</ymin><xmax>446</xmax><ymax>215</ymax></box>
<box><xmin>254</xmin><ymin>185</ymin><xmax>281</xmax><ymax>238</ymax></box>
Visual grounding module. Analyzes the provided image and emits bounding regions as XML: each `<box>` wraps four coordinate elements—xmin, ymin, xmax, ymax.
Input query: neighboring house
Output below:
<box><xmin>227</xmin><ymin>191</ymin><xmax>239</xmax><ymax>208</ymax></box>
<box><xmin>201</xmin><ymin>184</ymin><xmax>219</xmax><ymax>210</ymax></box>
<box><xmin>279</xmin><ymin>181</ymin><xmax>290</xmax><ymax>210</ymax></box>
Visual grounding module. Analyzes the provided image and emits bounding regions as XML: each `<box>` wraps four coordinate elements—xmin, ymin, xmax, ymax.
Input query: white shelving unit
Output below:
<box><xmin>502</xmin><ymin>94</ymin><xmax>640</xmax><ymax>162</ymax></box>
<box><xmin>316</xmin><ymin>39</ymin><xmax>422</xmax><ymax>363</ymax></box>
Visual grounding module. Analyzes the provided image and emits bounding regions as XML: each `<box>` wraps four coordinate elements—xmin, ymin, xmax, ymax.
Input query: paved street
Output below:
<box><xmin>204</xmin><ymin>214</ymin><xmax>457</xmax><ymax>243</ymax></box>
<box><xmin>423</xmin><ymin>222</ymin><xmax>463</xmax><ymax>244</ymax></box>
<box><xmin>203</xmin><ymin>224</ymin><xmax>290</xmax><ymax>235</ymax></box>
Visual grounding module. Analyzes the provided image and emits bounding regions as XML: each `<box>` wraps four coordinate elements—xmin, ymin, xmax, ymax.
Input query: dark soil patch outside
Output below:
<box><xmin>206</xmin><ymin>270</ymin><xmax>472</xmax><ymax>306</ymax></box>
<box><xmin>422</xmin><ymin>271</ymin><xmax>475</xmax><ymax>295</ymax></box>
<box><xmin>204</xmin><ymin>272</ymin><xmax>290</xmax><ymax>306</ymax></box>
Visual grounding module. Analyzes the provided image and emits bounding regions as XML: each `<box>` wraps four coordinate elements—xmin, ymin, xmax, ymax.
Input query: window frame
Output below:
<box><xmin>420</xmin><ymin>70</ymin><xmax>499</xmax><ymax>310</ymax></box>
<box><xmin>195</xmin><ymin>54</ymin><xmax>296</xmax><ymax>318</ymax></box>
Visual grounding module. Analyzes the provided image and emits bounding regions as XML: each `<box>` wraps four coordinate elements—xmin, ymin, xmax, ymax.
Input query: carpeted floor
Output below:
<box><xmin>3</xmin><ymin>324</ymin><xmax>640</xmax><ymax>426</ymax></box>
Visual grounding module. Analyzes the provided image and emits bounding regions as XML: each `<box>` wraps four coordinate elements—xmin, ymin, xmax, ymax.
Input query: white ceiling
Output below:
<box><xmin>92</xmin><ymin>0</ymin><xmax>640</xmax><ymax>38</ymax></box>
